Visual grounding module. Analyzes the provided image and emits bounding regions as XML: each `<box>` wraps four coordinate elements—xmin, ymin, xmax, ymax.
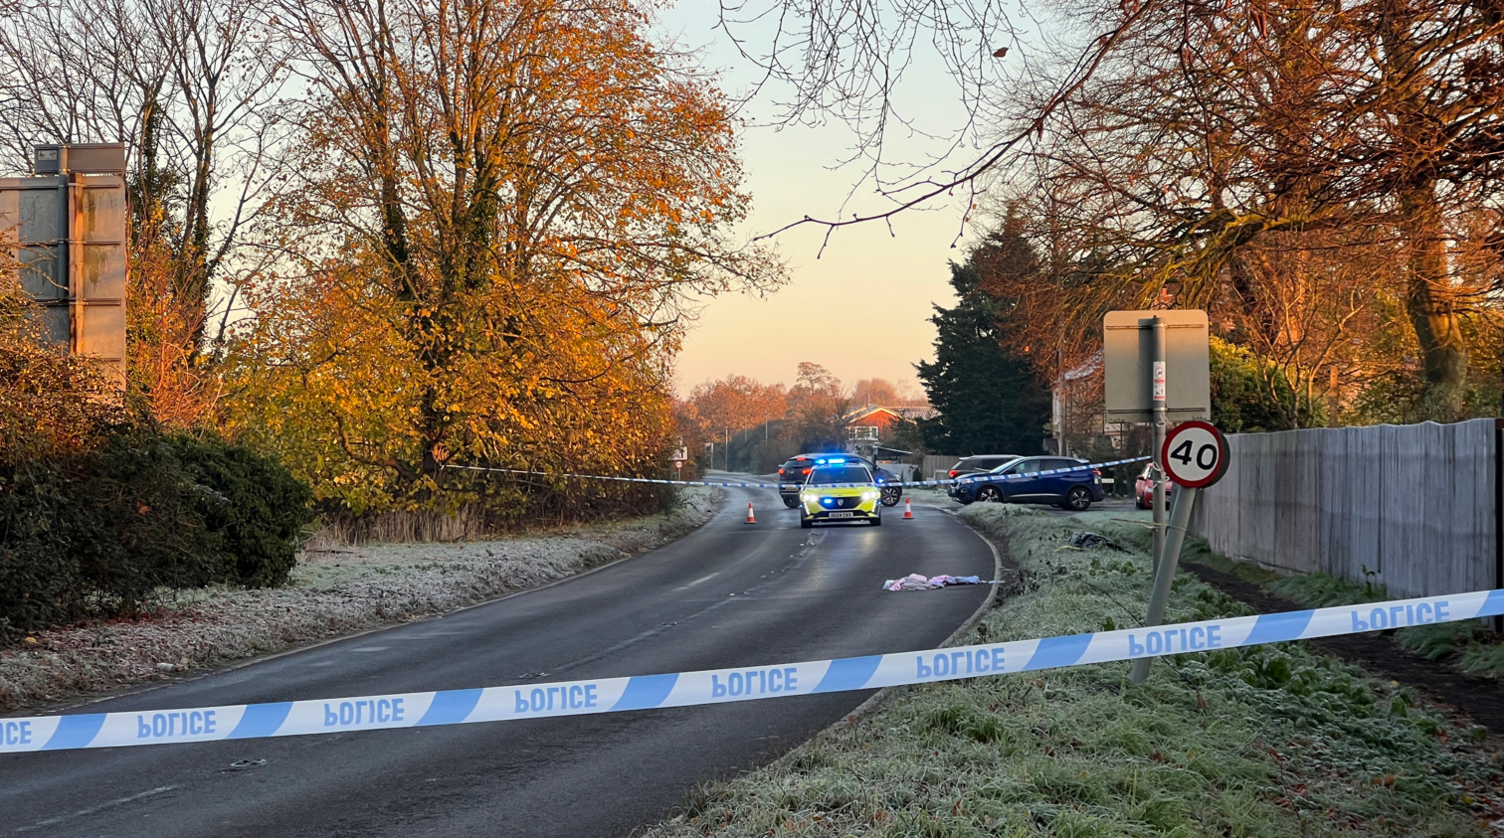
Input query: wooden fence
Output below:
<box><xmin>1188</xmin><ymin>419</ymin><xmax>1502</xmax><ymax>598</ymax></box>
<box><xmin>921</xmin><ymin>455</ymin><xmax>957</xmax><ymax>482</ymax></box>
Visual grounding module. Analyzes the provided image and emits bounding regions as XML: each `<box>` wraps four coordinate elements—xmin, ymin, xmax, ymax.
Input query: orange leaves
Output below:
<box><xmin>211</xmin><ymin>0</ymin><xmax>785</xmax><ymax>516</ymax></box>
<box><xmin>0</xmin><ymin>276</ymin><xmax>124</xmax><ymax>461</ymax></box>
<box><xmin>688</xmin><ymin>375</ymin><xmax>787</xmax><ymax>438</ymax></box>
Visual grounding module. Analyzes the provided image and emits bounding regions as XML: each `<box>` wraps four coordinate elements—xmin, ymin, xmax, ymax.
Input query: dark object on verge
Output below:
<box><xmin>1067</xmin><ymin>532</ymin><xmax>1125</xmax><ymax>552</ymax></box>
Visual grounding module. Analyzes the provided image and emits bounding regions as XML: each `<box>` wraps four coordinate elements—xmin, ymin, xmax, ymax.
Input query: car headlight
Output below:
<box><xmin>800</xmin><ymin>491</ymin><xmax>812</xmax><ymax>502</ymax></box>
<box><xmin>861</xmin><ymin>490</ymin><xmax>879</xmax><ymax>501</ymax></box>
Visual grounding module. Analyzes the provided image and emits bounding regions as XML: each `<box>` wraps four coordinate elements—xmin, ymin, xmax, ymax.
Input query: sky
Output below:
<box><xmin>657</xmin><ymin>1</ymin><xmax>983</xmax><ymax>399</ymax></box>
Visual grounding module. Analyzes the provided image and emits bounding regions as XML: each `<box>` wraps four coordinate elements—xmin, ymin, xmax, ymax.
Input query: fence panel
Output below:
<box><xmin>1189</xmin><ymin>419</ymin><xmax>1497</xmax><ymax>598</ymax></box>
<box><xmin>920</xmin><ymin>455</ymin><xmax>954</xmax><ymax>482</ymax></box>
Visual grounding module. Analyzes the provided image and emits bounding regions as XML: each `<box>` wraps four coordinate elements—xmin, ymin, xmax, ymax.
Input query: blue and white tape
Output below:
<box><xmin>3</xmin><ymin>588</ymin><xmax>1500</xmax><ymax>753</ymax></box>
<box><xmin>443</xmin><ymin>456</ymin><xmax>1152</xmax><ymax>490</ymax></box>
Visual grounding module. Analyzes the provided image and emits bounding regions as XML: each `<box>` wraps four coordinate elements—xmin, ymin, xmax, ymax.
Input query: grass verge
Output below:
<box><xmin>1263</xmin><ymin>573</ymin><xmax>1504</xmax><ymax>683</ymax></box>
<box><xmin>1104</xmin><ymin>517</ymin><xmax>1504</xmax><ymax>684</ymax></box>
<box><xmin>638</xmin><ymin>505</ymin><xmax>1504</xmax><ymax>837</ymax></box>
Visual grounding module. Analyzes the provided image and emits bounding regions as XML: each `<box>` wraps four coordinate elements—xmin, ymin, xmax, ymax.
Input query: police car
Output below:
<box><xmin>799</xmin><ymin>463</ymin><xmax>883</xmax><ymax>528</ymax></box>
<box><xmin>778</xmin><ymin>454</ymin><xmax>901</xmax><ymax>508</ymax></box>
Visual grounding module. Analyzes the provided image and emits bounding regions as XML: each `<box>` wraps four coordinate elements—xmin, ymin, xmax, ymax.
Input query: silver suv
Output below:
<box><xmin>945</xmin><ymin>454</ymin><xmax>1022</xmax><ymax>481</ymax></box>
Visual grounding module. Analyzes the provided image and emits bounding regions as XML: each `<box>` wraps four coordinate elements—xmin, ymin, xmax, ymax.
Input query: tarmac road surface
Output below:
<box><xmin>0</xmin><ymin>482</ymin><xmax>994</xmax><ymax>838</ymax></box>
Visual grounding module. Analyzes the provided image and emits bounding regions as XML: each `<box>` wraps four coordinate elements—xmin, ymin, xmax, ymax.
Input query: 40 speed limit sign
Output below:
<box><xmin>1161</xmin><ymin>420</ymin><xmax>1229</xmax><ymax>488</ymax></box>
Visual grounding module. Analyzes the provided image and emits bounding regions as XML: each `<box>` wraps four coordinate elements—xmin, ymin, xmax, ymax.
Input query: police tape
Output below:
<box><xmin>441</xmin><ymin>456</ymin><xmax>1153</xmax><ymax>490</ymax></box>
<box><xmin>3</xmin><ymin>587</ymin><xmax>1501</xmax><ymax>753</ymax></box>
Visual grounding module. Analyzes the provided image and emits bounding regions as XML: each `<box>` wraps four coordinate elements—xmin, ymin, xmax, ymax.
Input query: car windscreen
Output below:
<box><xmin>807</xmin><ymin>466</ymin><xmax>871</xmax><ymax>485</ymax></box>
<box><xmin>990</xmin><ymin>457</ymin><xmax>1026</xmax><ymax>473</ymax></box>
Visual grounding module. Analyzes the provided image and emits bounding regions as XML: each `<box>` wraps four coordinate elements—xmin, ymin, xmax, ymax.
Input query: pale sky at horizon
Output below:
<box><xmin>657</xmin><ymin>1</ymin><xmax>986</xmax><ymax>399</ymax></box>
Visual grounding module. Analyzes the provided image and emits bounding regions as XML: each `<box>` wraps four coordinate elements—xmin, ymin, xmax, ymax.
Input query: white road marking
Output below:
<box><xmin>18</xmin><ymin>786</ymin><xmax>177</xmax><ymax>832</ymax></box>
<box><xmin>675</xmin><ymin>571</ymin><xmax>721</xmax><ymax>591</ymax></box>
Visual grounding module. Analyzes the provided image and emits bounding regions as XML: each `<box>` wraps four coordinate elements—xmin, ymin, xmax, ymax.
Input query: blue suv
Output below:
<box><xmin>948</xmin><ymin>456</ymin><xmax>1104</xmax><ymax>511</ymax></box>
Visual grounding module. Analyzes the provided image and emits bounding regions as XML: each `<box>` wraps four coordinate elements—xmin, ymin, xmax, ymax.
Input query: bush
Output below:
<box><xmin>173</xmin><ymin>435</ymin><xmax>313</xmax><ymax>587</ymax></box>
<box><xmin>0</xmin><ymin>426</ymin><xmax>313</xmax><ymax>643</ymax></box>
<box><xmin>1209</xmin><ymin>336</ymin><xmax>1325</xmax><ymax>431</ymax></box>
<box><xmin>0</xmin><ymin>428</ymin><xmax>222</xmax><ymax>640</ymax></box>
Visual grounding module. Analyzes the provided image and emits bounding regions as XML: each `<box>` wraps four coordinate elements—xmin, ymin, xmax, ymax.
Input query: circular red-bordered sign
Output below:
<box><xmin>1160</xmin><ymin>420</ymin><xmax>1229</xmax><ymax>488</ymax></box>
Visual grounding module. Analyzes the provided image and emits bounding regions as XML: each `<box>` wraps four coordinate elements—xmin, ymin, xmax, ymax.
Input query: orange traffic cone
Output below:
<box><xmin>745</xmin><ymin>502</ymin><xmax>756</xmax><ymax>524</ymax></box>
<box><xmin>903</xmin><ymin>498</ymin><xmax>914</xmax><ymax>519</ymax></box>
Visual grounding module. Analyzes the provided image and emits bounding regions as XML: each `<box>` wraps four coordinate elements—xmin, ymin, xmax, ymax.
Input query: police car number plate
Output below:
<box><xmin>827</xmin><ymin>511</ymin><xmax>853</xmax><ymax>518</ymax></box>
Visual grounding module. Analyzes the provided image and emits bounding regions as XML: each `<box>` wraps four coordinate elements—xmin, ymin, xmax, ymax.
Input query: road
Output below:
<box><xmin>0</xmin><ymin>483</ymin><xmax>994</xmax><ymax>838</ymax></box>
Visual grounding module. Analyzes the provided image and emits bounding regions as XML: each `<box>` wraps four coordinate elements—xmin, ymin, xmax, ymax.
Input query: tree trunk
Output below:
<box><xmin>1379</xmin><ymin>0</ymin><xmax>1469</xmax><ymax>419</ymax></box>
<box><xmin>1401</xmin><ymin>180</ymin><xmax>1469</xmax><ymax>419</ymax></box>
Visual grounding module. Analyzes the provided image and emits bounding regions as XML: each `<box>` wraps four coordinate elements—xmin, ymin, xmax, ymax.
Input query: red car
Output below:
<box><xmin>1134</xmin><ymin>463</ymin><xmax>1176</xmax><ymax>509</ymax></box>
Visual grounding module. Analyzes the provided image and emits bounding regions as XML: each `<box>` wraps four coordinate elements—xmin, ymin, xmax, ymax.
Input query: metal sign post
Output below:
<box><xmin>1104</xmin><ymin>310</ymin><xmax>1210</xmax><ymax>571</ymax></box>
<box><xmin>1129</xmin><ymin>420</ymin><xmax>1229</xmax><ymax>685</ymax></box>
<box><xmin>1151</xmin><ymin>318</ymin><xmax>1167</xmax><ymax>568</ymax></box>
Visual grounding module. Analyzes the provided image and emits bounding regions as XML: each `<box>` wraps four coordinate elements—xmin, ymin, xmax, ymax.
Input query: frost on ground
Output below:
<box><xmin>0</xmin><ymin>488</ymin><xmax>719</xmax><ymax>714</ymax></box>
<box><xmin>903</xmin><ymin>486</ymin><xmax>955</xmax><ymax>505</ymax></box>
<box><xmin>640</xmin><ymin>505</ymin><xmax>1504</xmax><ymax>838</ymax></box>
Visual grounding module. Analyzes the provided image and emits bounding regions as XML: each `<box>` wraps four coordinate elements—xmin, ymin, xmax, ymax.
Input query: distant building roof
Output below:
<box><xmin>842</xmin><ymin>405</ymin><xmax>904</xmax><ymax>424</ymax></box>
<box><xmin>1061</xmin><ymin>350</ymin><xmax>1103</xmax><ymax>383</ymax></box>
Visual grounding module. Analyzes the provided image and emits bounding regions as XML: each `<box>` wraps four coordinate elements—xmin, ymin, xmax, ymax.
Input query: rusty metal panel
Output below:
<box><xmin>0</xmin><ymin>150</ymin><xmax>127</xmax><ymax>390</ymax></box>
<box><xmin>70</xmin><ymin>174</ymin><xmax>127</xmax><ymax>386</ymax></box>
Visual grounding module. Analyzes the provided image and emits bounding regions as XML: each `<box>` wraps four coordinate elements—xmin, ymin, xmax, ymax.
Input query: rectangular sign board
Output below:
<box><xmin>1103</xmin><ymin>310</ymin><xmax>1210</xmax><ymax>423</ymax></box>
<box><xmin>0</xmin><ymin>164</ymin><xmax>127</xmax><ymax>390</ymax></box>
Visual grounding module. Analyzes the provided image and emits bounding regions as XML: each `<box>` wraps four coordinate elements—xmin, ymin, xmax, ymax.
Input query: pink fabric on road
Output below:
<box><xmin>882</xmin><ymin>573</ymin><xmax>984</xmax><ymax>591</ymax></box>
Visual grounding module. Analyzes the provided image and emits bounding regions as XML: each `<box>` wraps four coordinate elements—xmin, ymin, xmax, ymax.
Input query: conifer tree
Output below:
<box><xmin>916</xmin><ymin>230</ymin><xmax>1051</xmax><ymax>455</ymax></box>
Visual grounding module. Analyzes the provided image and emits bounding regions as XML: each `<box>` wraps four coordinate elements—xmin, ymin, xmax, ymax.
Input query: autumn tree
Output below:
<box><xmin>690</xmin><ymin>376</ymin><xmax>786</xmax><ymax>440</ymax></box>
<box><xmin>986</xmin><ymin>0</ymin><xmax>1504</xmax><ymax>420</ymax></box>
<box><xmin>785</xmin><ymin>362</ymin><xmax>850</xmax><ymax>449</ymax></box>
<box><xmin>705</xmin><ymin>0</ymin><xmax>1504</xmax><ymax>423</ymax></box>
<box><xmin>225</xmin><ymin>0</ymin><xmax>781</xmax><ymax>512</ymax></box>
<box><xmin>686</xmin><ymin>374</ymin><xmax>786</xmax><ymax>470</ymax></box>
<box><xmin>850</xmin><ymin>378</ymin><xmax>899</xmax><ymax>406</ymax></box>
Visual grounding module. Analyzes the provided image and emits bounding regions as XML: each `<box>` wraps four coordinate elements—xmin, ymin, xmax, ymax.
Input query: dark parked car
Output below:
<box><xmin>1134</xmin><ymin>463</ymin><xmax>1176</xmax><ymax>509</ymax></box>
<box><xmin>778</xmin><ymin>453</ymin><xmax>901</xmax><ymax>508</ymax></box>
<box><xmin>945</xmin><ymin>454</ymin><xmax>1022</xmax><ymax>481</ymax></box>
<box><xmin>776</xmin><ymin>454</ymin><xmax>818</xmax><ymax>506</ymax></box>
<box><xmin>948</xmin><ymin>456</ymin><xmax>1104</xmax><ymax>511</ymax></box>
